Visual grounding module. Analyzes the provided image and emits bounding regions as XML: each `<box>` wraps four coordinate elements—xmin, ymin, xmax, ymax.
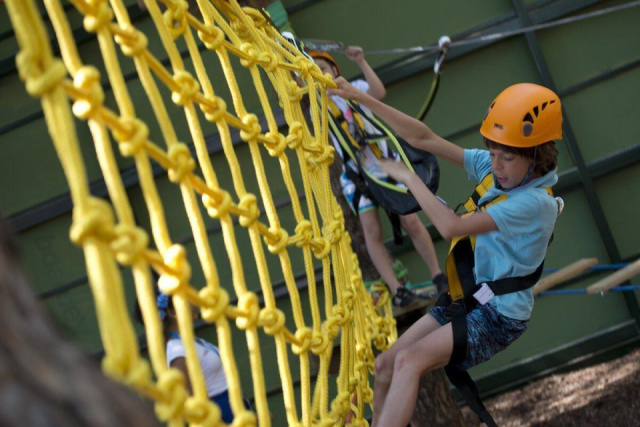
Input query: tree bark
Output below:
<box><xmin>411</xmin><ymin>369</ymin><xmax>466</xmax><ymax>426</ymax></box>
<box><xmin>0</xmin><ymin>217</ymin><xmax>158</xmax><ymax>427</ymax></box>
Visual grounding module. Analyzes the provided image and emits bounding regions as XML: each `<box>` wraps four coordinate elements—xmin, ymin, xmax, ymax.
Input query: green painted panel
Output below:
<box><xmin>16</xmin><ymin>214</ymin><xmax>86</xmax><ymax>294</ymax></box>
<box><xmin>538</xmin><ymin>0</ymin><xmax>640</xmax><ymax>91</ymax></box>
<box><xmin>290</xmin><ymin>0</ymin><xmax>513</xmax><ymax>75</ymax></box>
<box><xmin>383</xmin><ymin>37</ymin><xmax>541</xmax><ymax>139</ymax></box>
<box><xmin>594</xmin><ymin>164</ymin><xmax>640</xmax><ymax>260</ymax></box>
<box><xmin>562</xmin><ymin>66</ymin><xmax>640</xmax><ymax>163</ymax></box>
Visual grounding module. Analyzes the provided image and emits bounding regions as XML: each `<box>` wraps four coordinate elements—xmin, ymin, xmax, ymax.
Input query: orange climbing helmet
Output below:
<box><xmin>480</xmin><ymin>83</ymin><xmax>562</xmax><ymax>148</ymax></box>
<box><xmin>307</xmin><ymin>50</ymin><xmax>341</xmax><ymax>76</ymax></box>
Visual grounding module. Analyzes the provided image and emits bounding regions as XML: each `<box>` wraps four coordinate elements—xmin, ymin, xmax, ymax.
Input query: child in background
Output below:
<box><xmin>310</xmin><ymin>46</ymin><xmax>447</xmax><ymax>307</ymax></box>
<box><xmin>327</xmin><ymin>79</ymin><xmax>563</xmax><ymax>426</ymax></box>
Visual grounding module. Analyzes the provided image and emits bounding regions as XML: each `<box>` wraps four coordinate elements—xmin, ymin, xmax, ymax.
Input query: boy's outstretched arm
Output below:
<box><xmin>328</xmin><ymin>77</ymin><xmax>465</xmax><ymax>168</ymax></box>
<box><xmin>380</xmin><ymin>160</ymin><xmax>498</xmax><ymax>240</ymax></box>
<box><xmin>345</xmin><ymin>46</ymin><xmax>386</xmax><ymax>101</ymax></box>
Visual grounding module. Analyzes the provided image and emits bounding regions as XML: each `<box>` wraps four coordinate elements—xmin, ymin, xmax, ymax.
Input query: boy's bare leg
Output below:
<box><xmin>372</xmin><ymin>314</ymin><xmax>442</xmax><ymax>427</ymax></box>
<box><xmin>376</xmin><ymin>322</ymin><xmax>454</xmax><ymax>427</ymax></box>
<box><xmin>399</xmin><ymin>213</ymin><xmax>442</xmax><ymax>278</ymax></box>
<box><xmin>359</xmin><ymin>209</ymin><xmax>403</xmax><ymax>293</ymax></box>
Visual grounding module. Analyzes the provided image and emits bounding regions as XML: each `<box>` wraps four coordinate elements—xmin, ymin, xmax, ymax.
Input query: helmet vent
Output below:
<box><xmin>523</xmin><ymin>113</ymin><xmax>534</xmax><ymax>124</ymax></box>
<box><xmin>483</xmin><ymin>108</ymin><xmax>490</xmax><ymax>121</ymax></box>
<box><xmin>550</xmin><ymin>100</ymin><xmax>556</xmax><ymax>105</ymax></box>
<box><xmin>522</xmin><ymin>123</ymin><xmax>533</xmax><ymax>137</ymax></box>
<box><xmin>533</xmin><ymin>106</ymin><xmax>539</xmax><ymax>117</ymax></box>
<box><xmin>542</xmin><ymin>102</ymin><xmax>548</xmax><ymax>111</ymax></box>
<box><xmin>491</xmin><ymin>102</ymin><xmax>496</xmax><ymax>109</ymax></box>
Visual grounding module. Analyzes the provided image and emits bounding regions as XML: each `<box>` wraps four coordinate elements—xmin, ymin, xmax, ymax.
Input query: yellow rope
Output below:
<box><xmin>6</xmin><ymin>0</ymin><xmax>396</xmax><ymax>425</ymax></box>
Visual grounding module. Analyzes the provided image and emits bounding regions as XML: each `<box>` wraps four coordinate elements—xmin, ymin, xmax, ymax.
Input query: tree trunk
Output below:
<box><xmin>411</xmin><ymin>370</ymin><xmax>466</xmax><ymax>426</ymax></box>
<box><xmin>328</xmin><ymin>156</ymin><xmax>379</xmax><ymax>281</ymax></box>
<box><xmin>0</xmin><ymin>217</ymin><xmax>158</xmax><ymax>427</ymax></box>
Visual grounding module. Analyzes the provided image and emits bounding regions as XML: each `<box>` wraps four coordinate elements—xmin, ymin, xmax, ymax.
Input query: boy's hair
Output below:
<box><xmin>484</xmin><ymin>138</ymin><xmax>558</xmax><ymax>176</ymax></box>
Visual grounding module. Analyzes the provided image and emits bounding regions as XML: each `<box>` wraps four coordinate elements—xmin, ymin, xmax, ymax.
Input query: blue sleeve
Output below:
<box><xmin>464</xmin><ymin>149</ymin><xmax>492</xmax><ymax>182</ymax></box>
<box><xmin>486</xmin><ymin>193</ymin><xmax>542</xmax><ymax>239</ymax></box>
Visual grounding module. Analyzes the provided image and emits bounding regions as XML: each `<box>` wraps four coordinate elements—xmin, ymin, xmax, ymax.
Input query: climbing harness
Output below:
<box><xmin>326</xmin><ymin>97</ymin><xmax>439</xmax><ymax>243</ymax></box>
<box><xmin>328</xmin><ymin>99</ymin><xmax>439</xmax><ymax>217</ymax></box>
<box><xmin>436</xmin><ymin>173</ymin><xmax>559</xmax><ymax>427</ymax></box>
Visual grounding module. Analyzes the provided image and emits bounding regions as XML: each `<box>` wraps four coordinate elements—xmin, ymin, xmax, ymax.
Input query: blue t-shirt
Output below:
<box><xmin>464</xmin><ymin>149</ymin><xmax>559</xmax><ymax>320</ymax></box>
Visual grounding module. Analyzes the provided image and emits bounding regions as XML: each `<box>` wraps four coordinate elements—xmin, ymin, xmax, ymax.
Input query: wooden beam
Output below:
<box><xmin>532</xmin><ymin>258</ymin><xmax>598</xmax><ymax>296</ymax></box>
<box><xmin>587</xmin><ymin>258</ymin><xmax>640</xmax><ymax>295</ymax></box>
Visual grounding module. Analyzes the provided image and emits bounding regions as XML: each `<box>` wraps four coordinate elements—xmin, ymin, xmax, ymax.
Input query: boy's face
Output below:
<box><xmin>489</xmin><ymin>148</ymin><xmax>533</xmax><ymax>189</ymax></box>
<box><xmin>314</xmin><ymin>58</ymin><xmax>338</xmax><ymax>79</ymax></box>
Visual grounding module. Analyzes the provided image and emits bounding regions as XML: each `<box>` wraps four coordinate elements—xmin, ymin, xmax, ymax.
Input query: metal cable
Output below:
<box><xmin>305</xmin><ymin>0</ymin><xmax>640</xmax><ymax>54</ymax></box>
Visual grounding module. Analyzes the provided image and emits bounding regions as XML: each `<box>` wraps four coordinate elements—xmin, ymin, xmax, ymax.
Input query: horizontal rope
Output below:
<box><xmin>303</xmin><ymin>0</ymin><xmax>640</xmax><ymax>54</ymax></box>
<box><xmin>539</xmin><ymin>284</ymin><xmax>640</xmax><ymax>296</ymax></box>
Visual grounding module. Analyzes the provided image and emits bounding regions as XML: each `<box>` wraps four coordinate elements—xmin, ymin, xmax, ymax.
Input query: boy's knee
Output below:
<box><xmin>374</xmin><ymin>352</ymin><xmax>394</xmax><ymax>381</ymax></box>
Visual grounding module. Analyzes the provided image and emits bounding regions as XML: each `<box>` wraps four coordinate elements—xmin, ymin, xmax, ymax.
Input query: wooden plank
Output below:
<box><xmin>587</xmin><ymin>258</ymin><xmax>640</xmax><ymax>295</ymax></box>
<box><xmin>532</xmin><ymin>258</ymin><xmax>598</xmax><ymax>296</ymax></box>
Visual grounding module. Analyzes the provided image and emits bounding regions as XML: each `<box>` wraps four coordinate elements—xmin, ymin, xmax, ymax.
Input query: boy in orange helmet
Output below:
<box><xmin>310</xmin><ymin>47</ymin><xmax>447</xmax><ymax>308</ymax></box>
<box><xmin>328</xmin><ymin>79</ymin><xmax>564</xmax><ymax>427</ymax></box>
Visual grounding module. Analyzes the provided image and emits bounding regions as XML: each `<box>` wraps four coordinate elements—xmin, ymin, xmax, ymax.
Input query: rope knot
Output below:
<box><xmin>167</xmin><ymin>143</ymin><xmax>195</xmax><ymax>183</ymax></box>
<box><xmin>292</xmin><ymin>327</ymin><xmax>313</xmax><ymax>355</ymax></box>
<box><xmin>231</xmin><ymin>411</ymin><xmax>258</xmax><ymax>427</ymax></box>
<box><xmin>331</xmin><ymin>392</ymin><xmax>352</xmax><ymax>418</ymax></box>
<box><xmin>230</xmin><ymin>18</ymin><xmax>250</xmax><ymax>40</ymax></box>
<box><xmin>184</xmin><ymin>397</ymin><xmax>221</xmax><ymax>426</ymax></box>
<box><xmin>264</xmin><ymin>227</ymin><xmax>289</xmax><ymax>254</ymax></box>
<box><xmin>243</xmin><ymin>7</ymin><xmax>267</xmax><ymax>28</ymax></box>
<box><xmin>114</xmin><ymin>25</ymin><xmax>148</xmax><ymax>56</ymax></box>
<box><xmin>264</xmin><ymin>131</ymin><xmax>287</xmax><ymax>157</ymax></box>
<box><xmin>294</xmin><ymin>220</ymin><xmax>313</xmax><ymax>247</ymax></box>
<box><xmin>236</xmin><ymin>292</ymin><xmax>260</xmax><ymax>330</ymax></box>
<box><xmin>111</xmin><ymin>224</ymin><xmax>148</xmax><ymax>265</ymax></box>
<box><xmin>123</xmin><ymin>359</ymin><xmax>151</xmax><ymax>389</ymax></box>
<box><xmin>311</xmin><ymin>237</ymin><xmax>331</xmax><ymax>259</ymax></box>
<box><xmin>202</xmin><ymin>190</ymin><xmax>232</xmax><ymax>218</ymax></box>
<box><xmin>200</xmin><ymin>95</ymin><xmax>227</xmax><ymax>122</ymax></box>
<box><xmin>311</xmin><ymin>144</ymin><xmax>335</xmax><ymax>166</ymax></box>
<box><xmin>199</xmin><ymin>287</ymin><xmax>229</xmax><ymax>323</ymax></box>
<box><xmin>287</xmin><ymin>79</ymin><xmax>305</xmax><ymax>102</ymax></box>
<box><xmin>240</xmin><ymin>43</ymin><xmax>260</xmax><ymax>68</ymax></box>
<box><xmin>72</xmin><ymin>66</ymin><xmax>104</xmax><ymax>119</ymax></box>
<box><xmin>238</xmin><ymin>194</ymin><xmax>260</xmax><ymax>227</ymax></box>
<box><xmin>114</xmin><ymin>117</ymin><xmax>148</xmax><ymax>157</ymax></box>
<box><xmin>294</xmin><ymin>56</ymin><xmax>313</xmax><ymax>79</ymax></box>
<box><xmin>83</xmin><ymin>0</ymin><xmax>113</xmax><ymax>33</ymax></box>
<box><xmin>310</xmin><ymin>330</ymin><xmax>329</xmax><ymax>355</ymax></box>
<box><xmin>155</xmin><ymin>369</ymin><xmax>187</xmax><ymax>420</ymax></box>
<box><xmin>286</xmin><ymin>122</ymin><xmax>304</xmax><ymax>150</ymax></box>
<box><xmin>324</xmin><ymin>220</ymin><xmax>344</xmax><ymax>245</ymax></box>
<box><xmin>69</xmin><ymin>197</ymin><xmax>115</xmax><ymax>246</ymax></box>
<box><xmin>258</xmin><ymin>52</ymin><xmax>278</xmax><ymax>72</ymax></box>
<box><xmin>171</xmin><ymin>71</ymin><xmax>200</xmax><ymax>106</ymax></box>
<box><xmin>158</xmin><ymin>244</ymin><xmax>191</xmax><ymax>295</ymax></box>
<box><xmin>240</xmin><ymin>114</ymin><xmax>261</xmax><ymax>142</ymax></box>
<box><xmin>163</xmin><ymin>0</ymin><xmax>188</xmax><ymax>39</ymax></box>
<box><xmin>324</xmin><ymin>316</ymin><xmax>341</xmax><ymax>340</ymax></box>
<box><xmin>16</xmin><ymin>52</ymin><xmax>67</xmax><ymax>97</ymax></box>
<box><xmin>259</xmin><ymin>307</ymin><xmax>286</xmax><ymax>335</ymax></box>
<box><xmin>198</xmin><ymin>24</ymin><xmax>225</xmax><ymax>50</ymax></box>
<box><xmin>333</xmin><ymin>305</ymin><xmax>349</xmax><ymax>326</ymax></box>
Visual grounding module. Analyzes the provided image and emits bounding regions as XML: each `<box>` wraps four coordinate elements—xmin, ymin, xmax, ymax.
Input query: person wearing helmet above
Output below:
<box><xmin>328</xmin><ymin>79</ymin><xmax>563</xmax><ymax>427</ymax></box>
<box><xmin>309</xmin><ymin>47</ymin><xmax>448</xmax><ymax>308</ymax></box>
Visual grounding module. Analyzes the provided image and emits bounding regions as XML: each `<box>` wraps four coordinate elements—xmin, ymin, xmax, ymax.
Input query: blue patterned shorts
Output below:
<box><xmin>429</xmin><ymin>303</ymin><xmax>529</xmax><ymax>370</ymax></box>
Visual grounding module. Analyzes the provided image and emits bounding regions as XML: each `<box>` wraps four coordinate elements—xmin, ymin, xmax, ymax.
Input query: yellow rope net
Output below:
<box><xmin>6</xmin><ymin>0</ymin><xmax>396</xmax><ymax>425</ymax></box>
